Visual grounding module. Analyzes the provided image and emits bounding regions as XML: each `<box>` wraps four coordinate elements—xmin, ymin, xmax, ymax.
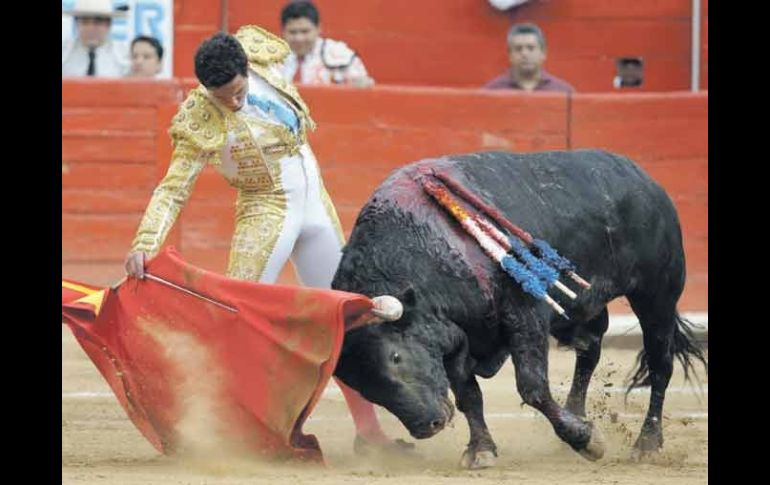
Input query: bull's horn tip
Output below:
<box><xmin>371</xmin><ymin>295</ymin><xmax>403</xmax><ymax>321</ymax></box>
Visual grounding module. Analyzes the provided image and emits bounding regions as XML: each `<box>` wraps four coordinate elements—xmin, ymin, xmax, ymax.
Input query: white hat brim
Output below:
<box><xmin>63</xmin><ymin>9</ymin><xmax>127</xmax><ymax>18</ymax></box>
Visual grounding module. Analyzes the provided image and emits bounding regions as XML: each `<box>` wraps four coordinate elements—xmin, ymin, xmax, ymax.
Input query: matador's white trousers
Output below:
<box><xmin>224</xmin><ymin>144</ymin><xmax>345</xmax><ymax>287</ymax></box>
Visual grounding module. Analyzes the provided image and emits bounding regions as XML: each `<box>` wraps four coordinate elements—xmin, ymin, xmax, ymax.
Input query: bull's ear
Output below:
<box><xmin>398</xmin><ymin>285</ymin><xmax>417</xmax><ymax>308</ymax></box>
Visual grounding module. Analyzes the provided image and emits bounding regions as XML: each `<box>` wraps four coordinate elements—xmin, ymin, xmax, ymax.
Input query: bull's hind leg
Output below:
<box><xmin>565</xmin><ymin>308</ymin><xmax>610</xmax><ymax>417</ymax></box>
<box><xmin>508</xmin><ymin>315</ymin><xmax>605</xmax><ymax>461</ymax></box>
<box><xmin>626</xmin><ymin>293</ymin><xmax>678</xmax><ymax>458</ymax></box>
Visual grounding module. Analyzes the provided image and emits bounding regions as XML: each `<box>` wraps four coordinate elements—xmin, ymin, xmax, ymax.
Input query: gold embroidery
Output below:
<box><xmin>225</xmin><ymin>115</ymin><xmax>278</xmax><ymax>191</ymax></box>
<box><xmin>262</xmin><ymin>143</ymin><xmax>288</xmax><ymax>155</ymax></box>
<box><xmin>226</xmin><ymin>187</ymin><xmax>288</xmax><ymax>282</ymax></box>
<box><xmin>235</xmin><ymin>25</ymin><xmax>291</xmax><ymax>66</ymax></box>
<box><xmin>169</xmin><ymin>86</ymin><xmax>229</xmax><ymax>166</ymax></box>
<box><xmin>131</xmin><ymin>152</ymin><xmax>207</xmax><ymax>256</ymax></box>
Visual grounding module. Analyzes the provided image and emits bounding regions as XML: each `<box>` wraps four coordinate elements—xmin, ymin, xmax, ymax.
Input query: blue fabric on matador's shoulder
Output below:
<box><xmin>247</xmin><ymin>93</ymin><xmax>300</xmax><ymax>134</ymax></box>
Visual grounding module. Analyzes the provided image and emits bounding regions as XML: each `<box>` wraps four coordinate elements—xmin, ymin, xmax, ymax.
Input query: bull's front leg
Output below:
<box><xmin>508</xmin><ymin>314</ymin><xmax>606</xmax><ymax>461</ymax></box>
<box><xmin>444</xmin><ymin>327</ymin><xmax>497</xmax><ymax>469</ymax></box>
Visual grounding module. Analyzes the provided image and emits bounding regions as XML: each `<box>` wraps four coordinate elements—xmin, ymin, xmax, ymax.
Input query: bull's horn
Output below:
<box><xmin>370</xmin><ymin>295</ymin><xmax>403</xmax><ymax>321</ymax></box>
<box><xmin>345</xmin><ymin>295</ymin><xmax>404</xmax><ymax>331</ymax></box>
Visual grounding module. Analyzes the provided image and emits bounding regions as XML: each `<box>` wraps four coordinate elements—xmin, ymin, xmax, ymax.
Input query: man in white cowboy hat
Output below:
<box><xmin>62</xmin><ymin>0</ymin><xmax>130</xmax><ymax>78</ymax></box>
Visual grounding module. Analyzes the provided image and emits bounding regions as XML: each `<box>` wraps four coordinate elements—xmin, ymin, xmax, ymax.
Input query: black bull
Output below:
<box><xmin>332</xmin><ymin>150</ymin><xmax>707</xmax><ymax>468</ymax></box>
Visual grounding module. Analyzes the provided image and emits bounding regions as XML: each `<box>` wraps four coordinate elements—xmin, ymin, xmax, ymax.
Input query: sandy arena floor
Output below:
<box><xmin>63</xmin><ymin>327</ymin><xmax>707</xmax><ymax>484</ymax></box>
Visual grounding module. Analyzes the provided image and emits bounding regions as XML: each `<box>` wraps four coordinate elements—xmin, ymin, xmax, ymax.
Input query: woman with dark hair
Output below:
<box><xmin>124</xmin><ymin>27</ymin><xmax>408</xmax><ymax>455</ymax></box>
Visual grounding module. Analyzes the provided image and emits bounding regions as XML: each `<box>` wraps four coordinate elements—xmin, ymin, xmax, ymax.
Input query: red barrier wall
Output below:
<box><xmin>172</xmin><ymin>0</ymin><xmax>222</xmax><ymax>79</ymax></box>
<box><xmin>62</xmin><ymin>80</ymin><xmax>707</xmax><ymax>310</ymax></box>
<box><xmin>62</xmin><ymin>80</ymin><xmax>183</xmax><ymax>284</ymax></box>
<box><xmin>570</xmin><ymin>92</ymin><xmax>708</xmax><ymax>310</ymax></box>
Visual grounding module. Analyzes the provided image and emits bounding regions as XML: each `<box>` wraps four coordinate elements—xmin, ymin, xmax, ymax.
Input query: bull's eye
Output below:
<box><xmin>391</xmin><ymin>352</ymin><xmax>401</xmax><ymax>364</ymax></box>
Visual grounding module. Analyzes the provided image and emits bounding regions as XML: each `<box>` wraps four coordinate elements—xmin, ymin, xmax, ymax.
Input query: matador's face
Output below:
<box><xmin>208</xmin><ymin>74</ymin><xmax>249</xmax><ymax>112</ymax></box>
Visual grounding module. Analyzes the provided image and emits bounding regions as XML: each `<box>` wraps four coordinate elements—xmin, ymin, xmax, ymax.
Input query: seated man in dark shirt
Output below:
<box><xmin>484</xmin><ymin>23</ymin><xmax>574</xmax><ymax>93</ymax></box>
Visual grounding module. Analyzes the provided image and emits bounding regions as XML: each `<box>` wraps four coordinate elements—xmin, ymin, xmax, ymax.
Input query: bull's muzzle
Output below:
<box><xmin>412</xmin><ymin>398</ymin><xmax>454</xmax><ymax>439</ymax></box>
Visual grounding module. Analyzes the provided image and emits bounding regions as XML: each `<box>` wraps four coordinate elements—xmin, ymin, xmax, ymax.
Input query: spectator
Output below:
<box><xmin>483</xmin><ymin>23</ymin><xmax>574</xmax><ymax>93</ymax></box>
<box><xmin>129</xmin><ymin>35</ymin><xmax>164</xmax><ymax>78</ymax></box>
<box><xmin>613</xmin><ymin>57</ymin><xmax>643</xmax><ymax>88</ymax></box>
<box><xmin>280</xmin><ymin>1</ymin><xmax>373</xmax><ymax>87</ymax></box>
<box><xmin>62</xmin><ymin>0</ymin><xmax>130</xmax><ymax>78</ymax></box>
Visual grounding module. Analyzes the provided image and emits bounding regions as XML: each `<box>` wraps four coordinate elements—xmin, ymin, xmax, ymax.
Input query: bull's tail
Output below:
<box><xmin>625</xmin><ymin>313</ymin><xmax>708</xmax><ymax>396</ymax></box>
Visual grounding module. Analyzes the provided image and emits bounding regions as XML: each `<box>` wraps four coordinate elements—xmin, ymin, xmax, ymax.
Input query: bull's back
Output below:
<box><xmin>339</xmin><ymin>149</ymin><xmax>682</xmax><ymax>328</ymax></box>
<box><xmin>375</xmin><ymin>149</ymin><xmax>678</xmax><ymax>254</ymax></box>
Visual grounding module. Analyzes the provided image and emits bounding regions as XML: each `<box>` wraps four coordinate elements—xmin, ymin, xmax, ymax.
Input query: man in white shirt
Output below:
<box><xmin>280</xmin><ymin>1</ymin><xmax>373</xmax><ymax>87</ymax></box>
<box><xmin>62</xmin><ymin>0</ymin><xmax>130</xmax><ymax>78</ymax></box>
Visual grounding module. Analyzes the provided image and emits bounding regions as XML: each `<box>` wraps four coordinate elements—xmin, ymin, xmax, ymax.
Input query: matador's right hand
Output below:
<box><xmin>124</xmin><ymin>251</ymin><xmax>147</xmax><ymax>279</ymax></box>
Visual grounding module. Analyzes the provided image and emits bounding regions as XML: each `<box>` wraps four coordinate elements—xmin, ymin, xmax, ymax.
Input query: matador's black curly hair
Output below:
<box><xmin>194</xmin><ymin>32</ymin><xmax>248</xmax><ymax>88</ymax></box>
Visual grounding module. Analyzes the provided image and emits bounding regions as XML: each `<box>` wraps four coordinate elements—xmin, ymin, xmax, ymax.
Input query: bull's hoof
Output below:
<box><xmin>630</xmin><ymin>435</ymin><xmax>663</xmax><ymax>462</ymax></box>
<box><xmin>577</xmin><ymin>426</ymin><xmax>606</xmax><ymax>462</ymax></box>
<box><xmin>629</xmin><ymin>446</ymin><xmax>659</xmax><ymax>462</ymax></box>
<box><xmin>460</xmin><ymin>449</ymin><xmax>497</xmax><ymax>470</ymax></box>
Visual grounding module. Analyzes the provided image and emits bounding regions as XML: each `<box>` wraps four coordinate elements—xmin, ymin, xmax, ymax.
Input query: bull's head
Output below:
<box><xmin>336</xmin><ymin>288</ymin><xmax>454</xmax><ymax>439</ymax></box>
